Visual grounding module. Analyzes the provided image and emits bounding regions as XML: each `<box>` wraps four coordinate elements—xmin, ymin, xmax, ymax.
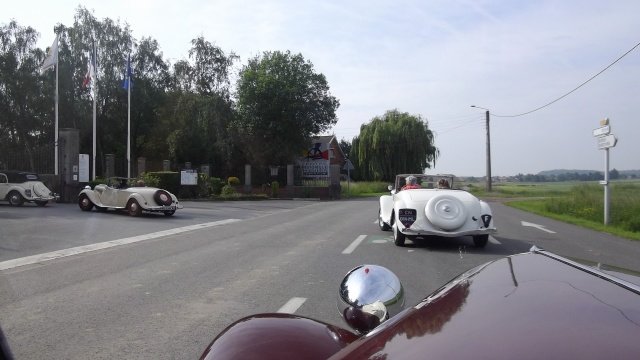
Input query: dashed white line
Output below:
<box><xmin>277</xmin><ymin>297</ymin><xmax>307</xmax><ymax>313</ymax></box>
<box><xmin>342</xmin><ymin>235</ymin><xmax>367</xmax><ymax>254</ymax></box>
<box><xmin>0</xmin><ymin>219</ymin><xmax>241</xmax><ymax>271</ymax></box>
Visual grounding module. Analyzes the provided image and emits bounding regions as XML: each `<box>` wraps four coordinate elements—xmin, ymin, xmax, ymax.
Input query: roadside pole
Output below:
<box><xmin>343</xmin><ymin>159</ymin><xmax>355</xmax><ymax>198</ymax></box>
<box><xmin>593</xmin><ymin>118</ymin><xmax>618</xmax><ymax>225</ymax></box>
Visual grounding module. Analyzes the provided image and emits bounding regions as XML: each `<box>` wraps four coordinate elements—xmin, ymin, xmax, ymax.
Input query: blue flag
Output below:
<box><xmin>121</xmin><ymin>54</ymin><xmax>133</xmax><ymax>90</ymax></box>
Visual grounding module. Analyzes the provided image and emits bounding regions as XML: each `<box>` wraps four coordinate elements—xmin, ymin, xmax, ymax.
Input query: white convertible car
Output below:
<box><xmin>78</xmin><ymin>177</ymin><xmax>183</xmax><ymax>216</ymax></box>
<box><xmin>379</xmin><ymin>174</ymin><xmax>496</xmax><ymax>247</ymax></box>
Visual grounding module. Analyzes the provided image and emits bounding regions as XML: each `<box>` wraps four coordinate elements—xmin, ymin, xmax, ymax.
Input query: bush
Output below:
<box><xmin>209</xmin><ymin>177</ymin><xmax>225</xmax><ymax>195</ymax></box>
<box><xmin>139</xmin><ymin>173</ymin><xmax>160</xmax><ymax>188</ymax></box>
<box><xmin>228</xmin><ymin>176</ymin><xmax>240</xmax><ymax>186</ymax></box>
<box><xmin>221</xmin><ymin>184</ymin><xmax>236</xmax><ymax>196</ymax></box>
<box><xmin>271</xmin><ymin>181</ymin><xmax>279</xmax><ymax>198</ymax></box>
<box><xmin>146</xmin><ymin>171</ymin><xmax>180</xmax><ymax>194</ymax></box>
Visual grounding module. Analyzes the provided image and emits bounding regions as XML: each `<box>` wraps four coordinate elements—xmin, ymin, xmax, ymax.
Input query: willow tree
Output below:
<box><xmin>351</xmin><ymin>109</ymin><xmax>438</xmax><ymax>181</ymax></box>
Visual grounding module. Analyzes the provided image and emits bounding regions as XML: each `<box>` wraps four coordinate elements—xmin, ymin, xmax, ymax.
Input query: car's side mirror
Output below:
<box><xmin>337</xmin><ymin>265</ymin><xmax>405</xmax><ymax>335</ymax></box>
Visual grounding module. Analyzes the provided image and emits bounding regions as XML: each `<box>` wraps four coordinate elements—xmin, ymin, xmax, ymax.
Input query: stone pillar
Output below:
<box><xmin>200</xmin><ymin>164</ymin><xmax>210</xmax><ymax>177</ymax></box>
<box><xmin>286</xmin><ymin>164</ymin><xmax>294</xmax><ymax>197</ymax></box>
<box><xmin>244</xmin><ymin>164</ymin><xmax>251</xmax><ymax>194</ymax></box>
<box><xmin>185</xmin><ymin>162</ymin><xmax>192</xmax><ymax>169</ymax></box>
<box><xmin>137</xmin><ymin>157</ymin><xmax>146</xmax><ymax>176</ymax></box>
<box><xmin>163</xmin><ymin>160</ymin><xmax>171</xmax><ymax>171</ymax></box>
<box><xmin>105</xmin><ymin>154</ymin><xmax>115</xmax><ymax>179</ymax></box>
<box><xmin>58</xmin><ymin>128</ymin><xmax>80</xmax><ymax>203</ymax></box>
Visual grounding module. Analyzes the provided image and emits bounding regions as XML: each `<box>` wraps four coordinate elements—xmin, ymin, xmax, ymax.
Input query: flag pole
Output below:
<box><xmin>127</xmin><ymin>55</ymin><xmax>131</xmax><ymax>179</ymax></box>
<box><xmin>54</xmin><ymin>42</ymin><xmax>59</xmax><ymax>176</ymax></box>
<box><xmin>92</xmin><ymin>90</ymin><xmax>96</xmax><ymax>181</ymax></box>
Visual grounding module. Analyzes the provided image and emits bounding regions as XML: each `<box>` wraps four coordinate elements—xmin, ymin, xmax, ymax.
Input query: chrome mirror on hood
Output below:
<box><xmin>337</xmin><ymin>265</ymin><xmax>405</xmax><ymax>335</ymax></box>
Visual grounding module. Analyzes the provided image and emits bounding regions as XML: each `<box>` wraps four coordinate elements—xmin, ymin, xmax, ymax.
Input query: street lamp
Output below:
<box><xmin>471</xmin><ymin>105</ymin><xmax>492</xmax><ymax>193</ymax></box>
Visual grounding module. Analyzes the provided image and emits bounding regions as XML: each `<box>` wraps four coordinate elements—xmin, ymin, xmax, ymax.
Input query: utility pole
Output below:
<box><xmin>471</xmin><ymin>105</ymin><xmax>492</xmax><ymax>193</ymax></box>
<box><xmin>485</xmin><ymin>110</ymin><xmax>492</xmax><ymax>193</ymax></box>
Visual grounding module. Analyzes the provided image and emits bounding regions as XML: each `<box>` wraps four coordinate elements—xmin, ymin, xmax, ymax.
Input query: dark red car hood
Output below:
<box><xmin>330</xmin><ymin>251</ymin><xmax>640</xmax><ymax>360</ymax></box>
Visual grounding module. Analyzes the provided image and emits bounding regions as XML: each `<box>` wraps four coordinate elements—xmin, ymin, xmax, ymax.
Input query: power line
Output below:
<box><xmin>491</xmin><ymin>41</ymin><xmax>640</xmax><ymax>118</ymax></box>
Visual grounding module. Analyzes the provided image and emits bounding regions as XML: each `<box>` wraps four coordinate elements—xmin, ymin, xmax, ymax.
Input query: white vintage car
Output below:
<box><xmin>78</xmin><ymin>177</ymin><xmax>183</xmax><ymax>216</ymax></box>
<box><xmin>0</xmin><ymin>170</ymin><xmax>58</xmax><ymax>206</ymax></box>
<box><xmin>379</xmin><ymin>174</ymin><xmax>496</xmax><ymax>247</ymax></box>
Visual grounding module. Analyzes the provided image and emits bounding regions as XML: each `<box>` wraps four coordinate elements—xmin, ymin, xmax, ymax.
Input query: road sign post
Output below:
<box><xmin>343</xmin><ymin>159</ymin><xmax>355</xmax><ymax>197</ymax></box>
<box><xmin>593</xmin><ymin>118</ymin><xmax>617</xmax><ymax>225</ymax></box>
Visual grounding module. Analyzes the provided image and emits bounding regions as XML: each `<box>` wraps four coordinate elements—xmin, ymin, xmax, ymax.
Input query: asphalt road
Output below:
<box><xmin>0</xmin><ymin>198</ymin><xmax>638</xmax><ymax>359</ymax></box>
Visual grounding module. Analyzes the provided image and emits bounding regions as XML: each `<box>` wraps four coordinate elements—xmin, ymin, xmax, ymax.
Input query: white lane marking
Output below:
<box><xmin>0</xmin><ymin>219</ymin><xmax>240</xmax><ymax>271</ymax></box>
<box><xmin>521</xmin><ymin>221</ymin><xmax>556</xmax><ymax>233</ymax></box>
<box><xmin>277</xmin><ymin>297</ymin><xmax>307</xmax><ymax>313</ymax></box>
<box><xmin>342</xmin><ymin>235</ymin><xmax>367</xmax><ymax>254</ymax></box>
<box><xmin>488</xmin><ymin>236</ymin><xmax>501</xmax><ymax>244</ymax></box>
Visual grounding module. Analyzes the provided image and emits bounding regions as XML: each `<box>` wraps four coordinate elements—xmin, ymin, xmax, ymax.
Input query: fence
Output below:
<box><xmin>0</xmin><ymin>144</ymin><xmax>55</xmax><ymax>174</ymax></box>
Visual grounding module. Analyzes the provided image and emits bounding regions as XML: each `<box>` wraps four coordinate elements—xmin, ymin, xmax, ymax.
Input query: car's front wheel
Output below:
<box><xmin>393</xmin><ymin>220</ymin><xmax>406</xmax><ymax>246</ymax></box>
<box><xmin>379</xmin><ymin>208</ymin><xmax>390</xmax><ymax>231</ymax></box>
<box><xmin>127</xmin><ymin>199</ymin><xmax>142</xmax><ymax>217</ymax></box>
<box><xmin>473</xmin><ymin>235</ymin><xmax>489</xmax><ymax>248</ymax></box>
<box><xmin>8</xmin><ymin>191</ymin><xmax>24</xmax><ymax>207</ymax></box>
<box><xmin>78</xmin><ymin>194</ymin><xmax>94</xmax><ymax>211</ymax></box>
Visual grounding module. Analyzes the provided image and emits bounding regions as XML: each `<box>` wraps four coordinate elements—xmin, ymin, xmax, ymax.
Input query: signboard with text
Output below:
<box><xmin>300</xmin><ymin>141</ymin><xmax>330</xmax><ymax>178</ymax></box>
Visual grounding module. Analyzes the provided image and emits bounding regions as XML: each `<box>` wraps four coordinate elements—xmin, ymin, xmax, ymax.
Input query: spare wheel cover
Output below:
<box><xmin>154</xmin><ymin>190</ymin><xmax>172</xmax><ymax>206</ymax></box>
<box><xmin>425</xmin><ymin>194</ymin><xmax>467</xmax><ymax>230</ymax></box>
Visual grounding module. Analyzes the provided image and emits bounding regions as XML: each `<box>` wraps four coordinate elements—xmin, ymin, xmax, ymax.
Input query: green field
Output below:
<box><xmin>341</xmin><ymin>179</ymin><xmax>640</xmax><ymax>241</ymax></box>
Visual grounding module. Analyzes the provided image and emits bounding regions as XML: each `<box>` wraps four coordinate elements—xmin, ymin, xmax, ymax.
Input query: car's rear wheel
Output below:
<box><xmin>35</xmin><ymin>200</ymin><xmax>48</xmax><ymax>207</ymax></box>
<box><xmin>393</xmin><ymin>221</ymin><xmax>406</xmax><ymax>246</ymax></box>
<box><xmin>164</xmin><ymin>210</ymin><xmax>175</xmax><ymax>216</ymax></box>
<box><xmin>379</xmin><ymin>208</ymin><xmax>390</xmax><ymax>231</ymax></box>
<box><xmin>473</xmin><ymin>235</ymin><xmax>489</xmax><ymax>248</ymax></box>
<box><xmin>8</xmin><ymin>191</ymin><xmax>24</xmax><ymax>207</ymax></box>
<box><xmin>78</xmin><ymin>194</ymin><xmax>94</xmax><ymax>211</ymax></box>
<box><xmin>127</xmin><ymin>199</ymin><xmax>142</xmax><ymax>217</ymax></box>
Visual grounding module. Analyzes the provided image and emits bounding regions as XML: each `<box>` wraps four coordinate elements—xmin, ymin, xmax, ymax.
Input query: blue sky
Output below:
<box><xmin>5</xmin><ymin>0</ymin><xmax>640</xmax><ymax>176</ymax></box>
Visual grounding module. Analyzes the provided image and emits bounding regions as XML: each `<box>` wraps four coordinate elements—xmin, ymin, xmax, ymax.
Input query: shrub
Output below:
<box><xmin>139</xmin><ymin>173</ymin><xmax>160</xmax><ymax>188</ymax></box>
<box><xmin>146</xmin><ymin>171</ymin><xmax>180</xmax><ymax>194</ymax></box>
<box><xmin>271</xmin><ymin>181</ymin><xmax>279</xmax><ymax>198</ymax></box>
<box><xmin>209</xmin><ymin>177</ymin><xmax>225</xmax><ymax>195</ymax></box>
<box><xmin>221</xmin><ymin>184</ymin><xmax>236</xmax><ymax>196</ymax></box>
<box><xmin>228</xmin><ymin>176</ymin><xmax>240</xmax><ymax>186</ymax></box>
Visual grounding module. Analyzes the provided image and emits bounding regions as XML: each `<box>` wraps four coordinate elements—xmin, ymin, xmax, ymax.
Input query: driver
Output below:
<box><xmin>401</xmin><ymin>176</ymin><xmax>421</xmax><ymax>190</ymax></box>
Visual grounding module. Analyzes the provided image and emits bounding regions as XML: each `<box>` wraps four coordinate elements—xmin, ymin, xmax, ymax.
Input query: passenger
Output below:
<box><xmin>401</xmin><ymin>176</ymin><xmax>421</xmax><ymax>190</ymax></box>
<box><xmin>438</xmin><ymin>179</ymin><xmax>450</xmax><ymax>189</ymax></box>
<box><xmin>118</xmin><ymin>179</ymin><xmax>128</xmax><ymax>189</ymax></box>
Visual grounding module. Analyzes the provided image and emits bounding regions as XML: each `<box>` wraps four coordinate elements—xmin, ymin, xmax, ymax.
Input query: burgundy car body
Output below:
<box><xmin>201</xmin><ymin>248</ymin><xmax>640</xmax><ymax>360</ymax></box>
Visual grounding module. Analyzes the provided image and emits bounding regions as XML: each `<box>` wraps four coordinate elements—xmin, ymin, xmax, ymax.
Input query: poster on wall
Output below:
<box><xmin>301</xmin><ymin>142</ymin><xmax>330</xmax><ymax>178</ymax></box>
<box><xmin>79</xmin><ymin>154</ymin><xmax>89</xmax><ymax>182</ymax></box>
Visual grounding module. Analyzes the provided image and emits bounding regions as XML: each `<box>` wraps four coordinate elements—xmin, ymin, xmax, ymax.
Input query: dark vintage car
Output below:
<box><xmin>198</xmin><ymin>246</ymin><xmax>640</xmax><ymax>360</ymax></box>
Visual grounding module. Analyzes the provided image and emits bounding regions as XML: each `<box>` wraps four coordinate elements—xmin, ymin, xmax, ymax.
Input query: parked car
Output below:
<box><xmin>378</xmin><ymin>174</ymin><xmax>497</xmax><ymax>247</ymax></box>
<box><xmin>78</xmin><ymin>177</ymin><xmax>182</xmax><ymax>216</ymax></box>
<box><xmin>0</xmin><ymin>170</ymin><xmax>58</xmax><ymax>206</ymax></box>
<box><xmin>198</xmin><ymin>247</ymin><xmax>640</xmax><ymax>360</ymax></box>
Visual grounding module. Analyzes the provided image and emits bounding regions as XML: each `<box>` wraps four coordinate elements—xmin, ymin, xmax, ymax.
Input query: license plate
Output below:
<box><xmin>398</xmin><ymin>208</ymin><xmax>416</xmax><ymax>227</ymax></box>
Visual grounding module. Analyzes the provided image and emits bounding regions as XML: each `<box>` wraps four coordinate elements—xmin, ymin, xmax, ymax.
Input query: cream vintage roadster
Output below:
<box><xmin>78</xmin><ymin>177</ymin><xmax>182</xmax><ymax>216</ymax></box>
<box><xmin>378</xmin><ymin>174</ymin><xmax>496</xmax><ymax>247</ymax></box>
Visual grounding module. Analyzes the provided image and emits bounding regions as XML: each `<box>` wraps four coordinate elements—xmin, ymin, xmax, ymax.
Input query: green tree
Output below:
<box><xmin>350</xmin><ymin>109</ymin><xmax>438</xmax><ymax>181</ymax></box>
<box><xmin>0</xmin><ymin>21</ymin><xmax>51</xmax><ymax>171</ymax></box>
<box><xmin>234</xmin><ymin>50</ymin><xmax>339</xmax><ymax>166</ymax></box>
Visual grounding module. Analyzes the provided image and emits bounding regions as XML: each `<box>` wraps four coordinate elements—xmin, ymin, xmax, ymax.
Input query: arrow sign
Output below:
<box><xmin>592</xmin><ymin>125</ymin><xmax>610</xmax><ymax>137</ymax></box>
<box><xmin>597</xmin><ymin>134</ymin><xmax>617</xmax><ymax>150</ymax></box>
<box><xmin>521</xmin><ymin>221</ymin><xmax>556</xmax><ymax>233</ymax></box>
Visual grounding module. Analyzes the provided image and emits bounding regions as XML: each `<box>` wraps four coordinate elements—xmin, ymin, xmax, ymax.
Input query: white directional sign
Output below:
<box><xmin>597</xmin><ymin>134</ymin><xmax>617</xmax><ymax>150</ymax></box>
<box><xmin>592</xmin><ymin>125</ymin><xmax>610</xmax><ymax>137</ymax></box>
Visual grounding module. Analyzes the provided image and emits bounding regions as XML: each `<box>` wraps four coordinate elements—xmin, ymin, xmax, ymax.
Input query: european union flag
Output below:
<box><xmin>121</xmin><ymin>54</ymin><xmax>133</xmax><ymax>90</ymax></box>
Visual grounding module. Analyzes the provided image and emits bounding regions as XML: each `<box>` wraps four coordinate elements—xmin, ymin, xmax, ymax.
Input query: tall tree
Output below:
<box><xmin>234</xmin><ymin>50</ymin><xmax>339</xmax><ymax>166</ymax></box>
<box><xmin>0</xmin><ymin>21</ymin><xmax>50</xmax><ymax>171</ymax></box>
<box><xmin>351</xmin><ymin>109</ymin><xmax>438</xmax><ymax>181</ymax></box>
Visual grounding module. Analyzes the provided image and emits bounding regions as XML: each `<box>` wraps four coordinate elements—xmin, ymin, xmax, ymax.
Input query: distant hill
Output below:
<box><xmin>538</xmin><ymin>169</ymin><xmax>640</xmax><ymax>176</ymax></box>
